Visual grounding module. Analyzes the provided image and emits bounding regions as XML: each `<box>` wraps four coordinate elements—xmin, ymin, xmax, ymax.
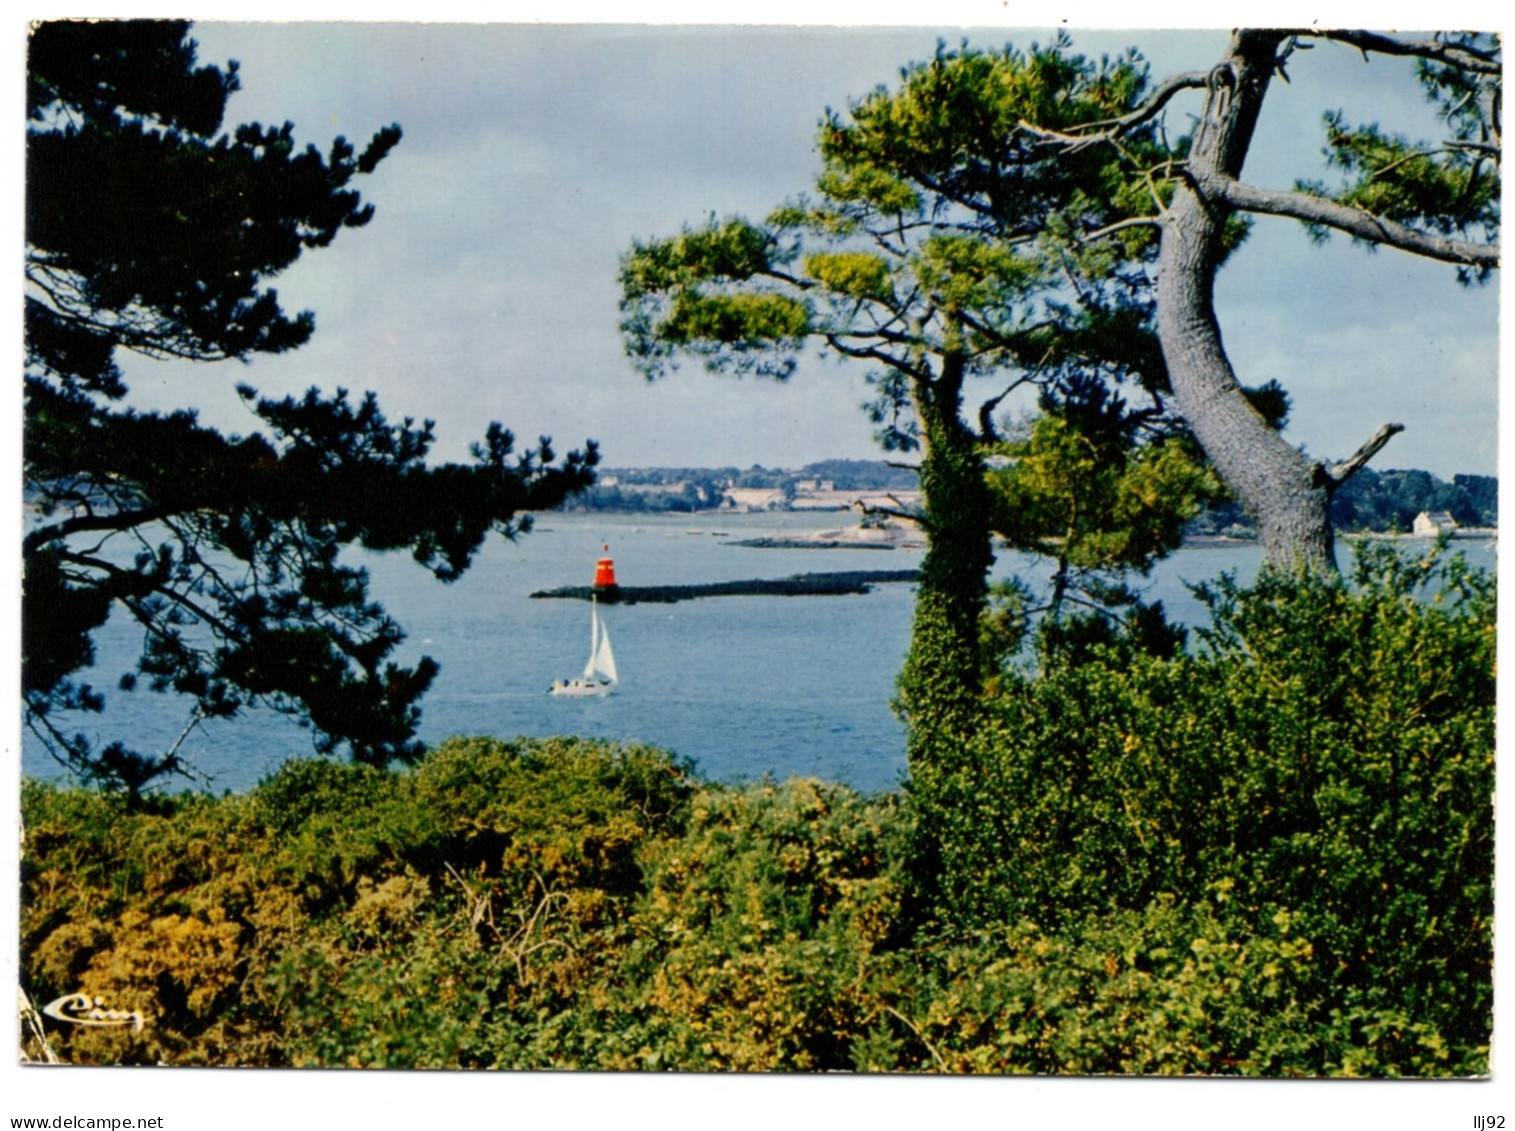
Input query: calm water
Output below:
<box><xmin>22</xmin><ymin>512</ymin><xmax>1492</xmax><ymax>795</ymax></box>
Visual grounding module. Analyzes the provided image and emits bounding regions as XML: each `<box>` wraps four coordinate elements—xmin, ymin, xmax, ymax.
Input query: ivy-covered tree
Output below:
<box><xmin>24</xmin><ymin>20</ymin><xmax>598</xmax><ymax>794</ymax></box>
<box><xmin>620</xmin><ymin>39</ymin><xmax>1240</xmax><ymax>755</ymax></box>
<box><xmin>1019</xmin><ymin>30</ymin><xmax>1500</xmax><ymax>572</ymax></box>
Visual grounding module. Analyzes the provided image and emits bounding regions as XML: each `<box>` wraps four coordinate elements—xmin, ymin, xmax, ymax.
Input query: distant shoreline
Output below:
<box><xmin>1341</xmin><ymin>528</ymin><xmax>1497</xmax><ymax>541</ymax></box>
<box><xmin>727</xmin><ymin>525</ymin><xmax>926</xmax><ymax>551</ymax></box>
<box><xmin>547</xmin><ymin>507</ymin><xmax>1495</xmax><ymax>549</ymax></box>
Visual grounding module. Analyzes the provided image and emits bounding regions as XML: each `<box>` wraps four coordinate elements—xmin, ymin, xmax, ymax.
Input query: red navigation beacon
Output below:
<box><xmin>593</xmin><ymin>545</ymin><xmax>617</xmax><ymax>589</ymax></box>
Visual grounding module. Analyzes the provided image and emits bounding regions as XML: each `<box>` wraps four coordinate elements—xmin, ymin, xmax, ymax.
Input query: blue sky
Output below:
<box><xmin>104</xmin><ymin>20</ymin><xmax>1501</xmax><ymax>479</ymax></box>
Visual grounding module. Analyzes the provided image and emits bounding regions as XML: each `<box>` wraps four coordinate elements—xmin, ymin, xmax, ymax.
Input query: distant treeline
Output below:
<box><xmin>1187</xmin><ymin>468</ymin><xmax>1496</xmax><ymax>538</ymax></box>
<box><xmin>562</xmin><ymin>460</ymin><xmax>920</xmax><ymax>513</ymax></box>
<box><xmin>1332</xmin><ymin>469</ymin><xmax>1496</xmax><ymax>531</ymax></box>
<box><xmin>564</xmin><ymin>460</ymin><xmax>1495</xmax><ymax>533</ymax></box>
<box><xmin>571</xmin><ymin>478</ymin><xmax>729</xmax><ymax>514</ymax></box>
<box><xmin>595</xmin><ymin>460</ymin><xmax>917</xmax><ymax>491</ymax></box>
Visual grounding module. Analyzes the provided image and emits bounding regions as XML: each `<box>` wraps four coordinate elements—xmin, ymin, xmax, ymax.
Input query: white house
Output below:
<box><xmin>1412</xmin><ymin>510</ymin><xmax>1458</xmax><ymax>536</ymax></box>
<box><xmin>727</xmin><ymin>487</ymin><xmax>787</xmax><ymax>511</ymax></box>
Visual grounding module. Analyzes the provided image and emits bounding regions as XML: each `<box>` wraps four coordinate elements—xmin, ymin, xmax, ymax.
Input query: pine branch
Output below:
<box><xmin>1215</xmin><ymin>177</ymin><xmax>1499</xmax><ymax>269</ymax></box>
<box><xmin>23</xmin><ymin>503</ymin><xmax>172</xmax><ymax>554</ymax></box>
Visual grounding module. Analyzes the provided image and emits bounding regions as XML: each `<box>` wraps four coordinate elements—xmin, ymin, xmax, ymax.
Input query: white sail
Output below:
<box><xmin>592</xmin><ymin>613</ymin><xmax>618</xmax><ymax>685</ymax></box>
<box><xmin>551</xmin><ymin>595</ymin><xmax>618</xmax><ymax>696</ymax></box>
<box><xmin>582</xmin><ymin>599</ymin><xmax>601</xmax><ymax>680</ymax></box>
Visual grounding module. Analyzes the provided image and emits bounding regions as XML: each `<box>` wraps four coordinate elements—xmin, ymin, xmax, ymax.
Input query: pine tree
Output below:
<box><xmin>24</xmin><ymin>20</ymin><xmax>597</xmax><ymax>794</ymax></box>
<box><xmin>1020</xmin><ymin>30</ymin><xmax>1499</xmax><ymax>572</ymax></box>
<box><xmin>618</xmin><ymin>38</ymin><xmax>1223</xmax><ymax>760</ymax></box>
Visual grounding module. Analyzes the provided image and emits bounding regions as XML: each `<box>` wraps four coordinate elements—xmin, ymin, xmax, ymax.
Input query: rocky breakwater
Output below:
<box><xmin>531</xmin><ymin>570</ymin><xmax>920</xmax><ymax>604</ymax></box>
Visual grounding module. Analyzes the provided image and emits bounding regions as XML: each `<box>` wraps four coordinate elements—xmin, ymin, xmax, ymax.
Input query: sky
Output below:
<box><xmin>96</xmin><ymin>19</ymin><xmax>1501</xmax><ymax>479</ymax></box>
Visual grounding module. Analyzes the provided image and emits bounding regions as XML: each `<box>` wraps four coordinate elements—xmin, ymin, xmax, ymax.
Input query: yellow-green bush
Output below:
<box><xmin>20</xmin><ymin>736</ymin><xmax>696</xmax><ymax>1066</ymax></box>
<box><xmin>536</xmin><ymin>778</ymin><xmax>910</xmax><ymax>1071</ymax></box>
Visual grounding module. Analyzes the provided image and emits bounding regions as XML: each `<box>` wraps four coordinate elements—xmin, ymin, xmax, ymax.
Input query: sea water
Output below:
<box><xmin>20</xmin><ymin>511</ymin><xmax>1492</xmax><ymax>795</ymax></box>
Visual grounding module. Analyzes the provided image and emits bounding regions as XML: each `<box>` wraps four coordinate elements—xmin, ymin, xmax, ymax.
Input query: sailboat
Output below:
<box><xmin>550</xmin><ymin>546</ymin><xmax>620</xmax><ymax>697</ymax></box>
<box><xmin>550</xmin><ymin>596</ymin><xmax>619</xmax><ymax>697</ymax></box>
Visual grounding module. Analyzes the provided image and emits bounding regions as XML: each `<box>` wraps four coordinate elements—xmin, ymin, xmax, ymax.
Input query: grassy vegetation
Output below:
<box><xmin>20</xmin><ymin>546</ymin><xmax>1493</xmax><ymax>1074</ymax></box>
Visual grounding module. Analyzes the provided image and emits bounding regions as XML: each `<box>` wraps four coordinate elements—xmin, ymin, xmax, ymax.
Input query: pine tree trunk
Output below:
<box><xmin>1156</xmin><ymin>30</ymin><xmax>1337</xmax><ymax>574</ymax></box>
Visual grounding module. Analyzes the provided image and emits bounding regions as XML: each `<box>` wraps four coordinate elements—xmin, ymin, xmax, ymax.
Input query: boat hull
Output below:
<box><xmin>549</xmin><ymin>678</ymin><xmax>616</xmax><ymax>698</ymax></box>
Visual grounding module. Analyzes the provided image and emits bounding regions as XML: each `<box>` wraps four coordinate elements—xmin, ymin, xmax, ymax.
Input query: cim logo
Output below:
<box><xmin>40</xmin><ymin>992</ymin><xmax>144</xmax><ymax>1031</ymax></box>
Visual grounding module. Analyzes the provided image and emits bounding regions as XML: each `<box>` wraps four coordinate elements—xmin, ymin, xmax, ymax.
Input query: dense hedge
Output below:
<box><xmin>20</xmin><ymin>547</ymin><xmax>1492</xmax><ymax>1074</ymax></box>
<box><xmin>913</xmin><ymin>543</ymin><xmax>1494</xmax><ymax>1073</ymax></box>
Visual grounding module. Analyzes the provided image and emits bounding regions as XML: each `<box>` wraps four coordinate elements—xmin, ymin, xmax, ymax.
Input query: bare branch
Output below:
<box><xmin>1302</xmin><ymin>30</ymin><xmax>1502</xmax><ymax>76</ymax></box>
<box><xmin>1362</xmin><ymin>145</ymin><xmax>1460</xmax><ymax>183</ymax></box>
<box><xmin>759</xmin><ymin>265</ymin><xmax>814</xmax><ymax>290</ymax></box>
<box><xmin>1018</xmin><ymin>68</ymin><xmax>1211</xmax><ymax>150</ymax></box>
<box><xmin>156</xmin><ymin>709</ymin><xmax>216</xmax><ymax>789</ymax></box>
<box><xmin>1079</xmin><ymin>214</ymin><xmax>1164</xmax><ymax>244</ymax></box>
<box><xmin>1322</xmin><ymin>422</ymin><xmax>1406</xmax><ymax>488</ymax></box>
<box><xmin>60</xmin><ymin>549</ymin><xmax>240</xmax><ymax>641</ymax></box>
<box><xmin>1214</xmin><ymin>177</ymin><xmax>1499</xmax><ymax>270</ymax></box>
<box><xmin>882</xmin><ymin>1006</ymin><xmax>947</xmax><ymax>1072</ymax></box>
<box><xmin>977</xmin><ymin>344</ymin><xmax>1056</xmax><ymax>442</ymax></box>
<box><xmin>24</xmin><ymin>709</ymin><xmax>92</xmax><ymax>777</ymax></box>
<box><xmin>978</xmin><ymin>375</ymin><xmax>1033</xmax><ymax>442</ymax></box>
<box><xmin>853</xmin><ymin>495</ymin><xmax>926</xmax><ymax>527</ymax></box>
<box><xmin>1447</xmin><ymin>139</ymin><xmax>1501</xmax><ymax>158</ymax></box>
<box><xmin>824</xmin><ymin>333</ymin><xmax>929</xmax><ymax>382</ymax></box>
<box><xmin>1017</xmin><ymin>120</ymin><xmax>1108</xmax><ymax>152</ymax></box>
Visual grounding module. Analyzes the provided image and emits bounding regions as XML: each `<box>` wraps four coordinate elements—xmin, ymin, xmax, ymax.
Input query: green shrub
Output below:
<box><xmin>492</xmin><ymin>777</ymin><xmax>913</xmax><ymax>1071</ymax></box>
<box><xmin>881</xmin><ymin>897</ymin><xmax>1316</xmax><ymax>1074</ymax></box>
<box><xmin>912</xmin><ymin>542</ymin><xmax>1493</xmax><ymax>1073</ymax></box>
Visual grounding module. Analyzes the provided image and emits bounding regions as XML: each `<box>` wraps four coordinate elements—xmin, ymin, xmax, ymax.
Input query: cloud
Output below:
<box><xmin>113</xmin><ymin>23</ymin><xmax>1499</xmax><ymax>475</ymax></box>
